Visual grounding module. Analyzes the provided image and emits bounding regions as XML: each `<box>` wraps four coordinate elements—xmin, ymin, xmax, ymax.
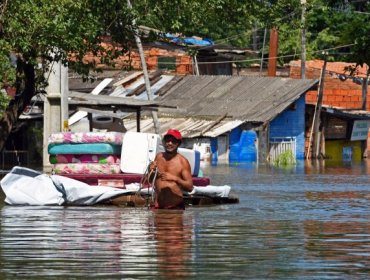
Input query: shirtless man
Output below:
<box><xmin>149</xmin><ymin>129</ymin><xmax>193</xmax><ymax>210</ymax></box>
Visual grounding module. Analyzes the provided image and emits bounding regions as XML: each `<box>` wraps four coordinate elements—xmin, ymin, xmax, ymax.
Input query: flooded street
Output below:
<box><xmin>1</xmin><ymin>161</ymin><xmax>370</xmax><ymax>279</ymax></box>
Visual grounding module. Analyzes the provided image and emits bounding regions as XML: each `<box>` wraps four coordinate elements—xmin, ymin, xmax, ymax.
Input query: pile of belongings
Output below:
<box><xmin>48</xmin><ymin>132</ymin><xmax>123</xmax><ymax>175</ymax></box>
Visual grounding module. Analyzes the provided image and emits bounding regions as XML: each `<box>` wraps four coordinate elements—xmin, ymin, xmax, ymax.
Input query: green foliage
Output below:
<box><xmin>0</xmin><ymin>42</ymin><xmax>16</xmax><ymax>90</ymax></box>
<box><xmin>133</xmin><ymin>0</ymin><xmax>259</xmax><ymax>46</ymax></box>
<box><xmin>273</xmin><ymin>150</ymin><xmax>296</xmax><ymax>167</ymax></box>
<box><xmin>0</xmin><ymin>93</ymin><xmax>10</xmax><ymax>112</ymax></box>
<box><xmin>1</xmin><ymin>0</ymin><xmax>369</xmax><ymax>93</ymax></box>
<box><xmin>337</xmin><ymin>3</ymin><xmax>370</xmax><ymax>74</ymax></box>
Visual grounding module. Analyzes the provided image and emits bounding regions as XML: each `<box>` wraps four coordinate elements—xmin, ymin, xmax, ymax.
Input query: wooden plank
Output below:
<box><xmin>112</xmin><ymin>71</ymin><xmax>143</xmax><ymax>87</ymax></box>
<box><xmin>127</xmin><ymin>76</ymin><xmax>162</xmax><ymax>97</ymax></box>
<box><xmin>69</xmin><ymin>91</ymin><xmax>161</xmax><ymax>106</ymax></box>
<box><xmin>69</xmin><ymin>78</ymin><xmax>113</xmax><ymax>125</ymax></box>
<box><xmin>91</xmin><ymin>78</ymin><xmax>113</xmax><ymax>95</ymax></box>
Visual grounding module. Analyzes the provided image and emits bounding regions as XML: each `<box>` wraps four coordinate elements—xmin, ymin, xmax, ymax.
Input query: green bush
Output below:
<box><xmin>273</xmin><ymin>150</ymin><xmax>296</xmax><ymax>167</ymax></box>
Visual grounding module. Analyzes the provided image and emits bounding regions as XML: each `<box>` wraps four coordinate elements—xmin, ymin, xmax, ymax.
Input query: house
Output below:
<box><xmin>290</xmin><ymin>60</ymin><xmax>370</xmax><ymax>161</ymax></box>
<box><xmin>68</xmin><ymin>72</ymin><xmax>318</xmax><ymax>164</ymax></box>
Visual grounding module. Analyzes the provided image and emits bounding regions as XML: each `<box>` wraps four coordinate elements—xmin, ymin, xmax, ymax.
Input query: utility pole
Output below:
<box><xmin>127</xmin><ymin>0</ymin><xmax>160</xmax><ymax>134</ymax></box>
<box><xmin>361</xmin><ymin>71</ymin><xmax>369</xmax><ymax>158</ymax></box>
<box><xmin>312</xmin><ymin>54</ymin><xmax>327</xmax><ymax>159</ymax></box>
<box><xmin>300</xmin><ymin>0</ymin><xmax>306</xmax><ymax>79</ymax></box>
<box><xmin>361</xmin><ymin>73</ymin><xmax>369</xmax><ymax>110</ymax></box>
<box><xmin>260</xmin><ymin>28</ymin><xmax>267</xmax><ymax>74</ymax></box>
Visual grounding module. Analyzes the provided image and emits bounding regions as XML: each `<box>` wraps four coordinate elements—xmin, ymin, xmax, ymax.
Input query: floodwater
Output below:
<box><xmin>1</xmin><ymin>160</ymin><xmax>370</xmax><ymax>279</ymax></box>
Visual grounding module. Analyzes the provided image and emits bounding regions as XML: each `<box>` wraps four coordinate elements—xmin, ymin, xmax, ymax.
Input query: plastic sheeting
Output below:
<box><xmin>1</xmin><ymin>166</ymin><xmax>134</xmax><ymax>206</ymax></box>
<box><xmin>1</xmin><ymin>166</ymin><xmax>232</xmax><ymax>206</ymax></box>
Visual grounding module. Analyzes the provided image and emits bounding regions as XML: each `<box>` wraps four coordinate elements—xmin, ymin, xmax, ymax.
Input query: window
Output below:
<box><xmin>158</xmin><ymin>57</ymin><xmax>176</xmax><ymax>70</ymax></box>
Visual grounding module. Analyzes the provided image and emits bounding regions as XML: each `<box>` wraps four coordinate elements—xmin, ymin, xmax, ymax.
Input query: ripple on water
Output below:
<box><xmin>2</xmin><ymin>163</ymin><xmax>370</xmax><ymax>279</ymax></box>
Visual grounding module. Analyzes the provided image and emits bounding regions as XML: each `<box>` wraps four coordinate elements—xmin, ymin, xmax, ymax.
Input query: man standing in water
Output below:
<box><xmin>149</xmin><ymin>129</ymin><xmax>193</xmax><ymax>210</ymax></box>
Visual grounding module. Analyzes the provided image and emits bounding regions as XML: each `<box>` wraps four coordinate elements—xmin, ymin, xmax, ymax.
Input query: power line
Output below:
<box><xmin>157</xmin><ymin>43</ymin><xmax>357</xmax><ymax>66</ymax></box>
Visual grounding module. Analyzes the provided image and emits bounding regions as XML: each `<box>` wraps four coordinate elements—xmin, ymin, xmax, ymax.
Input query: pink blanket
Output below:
<box><xmin>52</xmin><ymin>163</ymin><xmax>121</xmax><ymax>175</ymax></box>
<box><xmin>48</xmin><ymin>132</ymin><xmax>123</xmax><ymax>145</ymax></box>
<box><xmin>49</xmin><ymin>154</ymin><xmax>120</xmax><ymax>164</ymax></box>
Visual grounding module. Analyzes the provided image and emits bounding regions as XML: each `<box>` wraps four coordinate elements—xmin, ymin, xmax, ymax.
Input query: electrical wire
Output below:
<box><xmin>153</xmin><ymin>43</ymin><xmax>357</xmax><ymax>66</ymax></box>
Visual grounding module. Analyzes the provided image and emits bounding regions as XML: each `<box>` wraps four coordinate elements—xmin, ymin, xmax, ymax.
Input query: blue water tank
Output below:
<box><xmin>239</xmin><ymin>130</ymin><xmax>257</xmax><ymax>162</ymax></box>
<box><xmin>229</xmin><ymin>127</ymin><xmax>242</xmax><ymax>162</ymax></box>
<box><xmin>229</xmin><ymin>143</ymin><xmax>241</xmax><ymax>162</ymax></box>
<box><xmin>210</xmin><ymin>138</ymin><xmax>218</xmax><ymax>164</ymax></box>
<box><xmin>229</xmin><ymin>127</ymin><xmax>242</xmax><ymax>145</ymax></box>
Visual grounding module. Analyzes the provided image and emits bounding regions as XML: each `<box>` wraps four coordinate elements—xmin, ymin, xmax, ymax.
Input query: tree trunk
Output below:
<box><xmin>0</xmin><ymin>60</ymin><xmax>35</xmax><ymax>151</ymax></box>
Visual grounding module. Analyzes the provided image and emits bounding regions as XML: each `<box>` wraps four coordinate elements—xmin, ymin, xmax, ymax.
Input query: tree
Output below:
<box><xmin>0</xmin><ymin>0</ymin><xmax>267</xmax><ymax>151</ymax></box>
<box><xmin>0</xmin><ymin>0</ymin><xmax>134</xmax><ymax>151</ymax></box>
<box><xmin>1</xmin><ymin>0</ymin><xmax>368</xmax><ymax>151</ymax></box>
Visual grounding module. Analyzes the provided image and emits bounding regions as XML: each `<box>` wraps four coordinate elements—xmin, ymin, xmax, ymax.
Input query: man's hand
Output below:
<box><xmin>149</xmin><ymin>160</ymin><xmax>157</xmax><ymax>172</ymax></box>
<box><xmin>147</xmin><ymin>161</ymin><xmax>158</xmax><ymax>183</ymax></box>
<box><xmin>158</xmin><ymin>171</ymin><xmax>177</xmax><ymax>182</ymax></box>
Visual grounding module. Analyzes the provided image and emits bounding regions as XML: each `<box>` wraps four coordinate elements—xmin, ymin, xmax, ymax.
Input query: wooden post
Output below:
<box><xmin>361</xmin><ymin>75</ymin><xmax>369</xmax><ymax>110</ymax></box>
<box><xmin>136</xmin><ymin>108</ymin><xmax>141</xmax><ymax>132</ymax></box>
<box><xmin>361</xmin><ymin>74</ymin><xmax>369</xmax><ymax>157</ymax></box>
<box><xmin>87</xmin><ymin>113</ymin><xmax>93</xmax><ymax>132</ymax></box>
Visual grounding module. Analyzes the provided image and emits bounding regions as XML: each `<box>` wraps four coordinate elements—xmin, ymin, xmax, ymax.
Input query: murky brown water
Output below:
<box><xmin>1</xmin><ymin>161</ymin><xmax>370</xmax><ymax>279</ymax></box>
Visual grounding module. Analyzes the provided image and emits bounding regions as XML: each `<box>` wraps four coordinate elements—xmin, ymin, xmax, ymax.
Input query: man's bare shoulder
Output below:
<box><xmin>155</xmin><ymin>152</ymin><xmax>165</xmax><ymax>159</ymax></box>
<box><xmin>177</xmin><ymin>153</ymin><xmax>188</xmax><ymax>162</ymax></box>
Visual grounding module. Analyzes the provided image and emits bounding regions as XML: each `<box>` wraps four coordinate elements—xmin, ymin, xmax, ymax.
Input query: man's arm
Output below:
<box><xmin>147</xmin><ymin>154</ymin><xmax>160</xmax><ymax>183</ymax></box>
<box><xmin>177</xmin><ymin>158</ymin><xmax>193</xmax><ymax>192</ymax></box>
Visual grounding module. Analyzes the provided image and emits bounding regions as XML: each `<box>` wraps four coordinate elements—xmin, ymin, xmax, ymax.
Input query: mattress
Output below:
<box><xmin>49</xmin><ymin>154</ymin><xmax>120</xmax><ymax>164</ymax></box>
<box><xmin>48</xmin><ymin>143</ymin><xmax>121</xmax><ymax>155</ymax></box>
<box><xmin>52</xmin><ymin>163</ymin><xmax>122</xmax><ymax>175</ymax></box>
<box><xmin>48</xmin><ymin>132</ymin><xmax>123</xmax><ymax>145</ymax></box>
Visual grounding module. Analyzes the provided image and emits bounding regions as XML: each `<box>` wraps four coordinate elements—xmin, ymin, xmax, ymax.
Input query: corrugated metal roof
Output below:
<box><xmin>155</xmin><ymin>75</ymin><xmax>318</xmax><ymax>123</ymax></box>
<box><xmin>311</xmin><ymin>104</ymin><xmax>370</xmax><ymax>120</ymax></box>
<box><xmin>69</xmin><ymin>73</ymin><xmax>318</xmax><ymax>138</ymax></box>
<box><xmin>122</xmin><ymin>117</ymin><xmax>243</xmax><ymax>138</ymax></box>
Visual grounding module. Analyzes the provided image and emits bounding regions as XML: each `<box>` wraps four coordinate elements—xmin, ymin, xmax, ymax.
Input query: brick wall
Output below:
<box><xmin>82</xmin><ymin>45</ymin><xmax>193</xmax><ymax>75</ymax></box>
<box><xmin>290</xmin><ymin>60</ymin><xmax>369</xmax><ymax>110</ymax></box>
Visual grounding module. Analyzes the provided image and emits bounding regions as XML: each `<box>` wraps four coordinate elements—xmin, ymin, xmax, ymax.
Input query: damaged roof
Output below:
<box><xmin>156</xmin><ymin>75</ymin><xmax>318</xmax><ymax>123</ymax></box>
<box><xmin>69</xmin><ymin>72</ymin><xmax>318</xmax><ymax>137</ymax></box>
<box><xmin>309</xmin><ymin>104</ymin><xmax>370</xmax><ymax>120</ymax></box>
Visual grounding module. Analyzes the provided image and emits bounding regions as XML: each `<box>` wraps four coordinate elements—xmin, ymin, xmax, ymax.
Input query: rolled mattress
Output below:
<box><xmin>48</xmin><ymin>143</ymin><xmax>121</xmax><ymax>155</ymax></box>
<box><xmin>49</xmin><ymin>154</ymin><xmax>120</xmax><ymax>164</ymax></box>
<box><xmin>48</xmin><ymin>132</ymin><xmax>123</xmax><ymax>145</ymax></box>
<box><xmin>52</xmin><ymin>163</ymin><xmax>121</xmax><ymax>175</ymax></box>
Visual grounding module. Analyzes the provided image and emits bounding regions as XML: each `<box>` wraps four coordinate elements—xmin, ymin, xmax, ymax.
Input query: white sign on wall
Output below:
<box><xmin>350</xmin><ymin>120</ymin><xmax>370</xmax><ymax>141</ymax></box>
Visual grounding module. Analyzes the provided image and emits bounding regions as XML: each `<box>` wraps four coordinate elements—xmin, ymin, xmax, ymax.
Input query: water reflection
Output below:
<box><xmin>0</xmin><ymin>205</ymin><xmax>195</xmax><ymax>279</ymax></box>
<box><xmin>152</xmin><ymin>210</ymin><xmax>193</xmax><ymax>278</ymax></box>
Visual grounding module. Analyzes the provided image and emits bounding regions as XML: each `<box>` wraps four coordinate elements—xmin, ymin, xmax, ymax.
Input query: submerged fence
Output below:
<box><xmin>268</xmin><ymin>137</ymin><xmax>296</xmax><ymax>162</ymax></box>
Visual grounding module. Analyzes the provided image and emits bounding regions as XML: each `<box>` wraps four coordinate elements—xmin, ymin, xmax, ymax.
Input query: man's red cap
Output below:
<box><xmin>164</xmin><ymin>129</ymin><xmax>182</xmax><ymax>141</ymax></box>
